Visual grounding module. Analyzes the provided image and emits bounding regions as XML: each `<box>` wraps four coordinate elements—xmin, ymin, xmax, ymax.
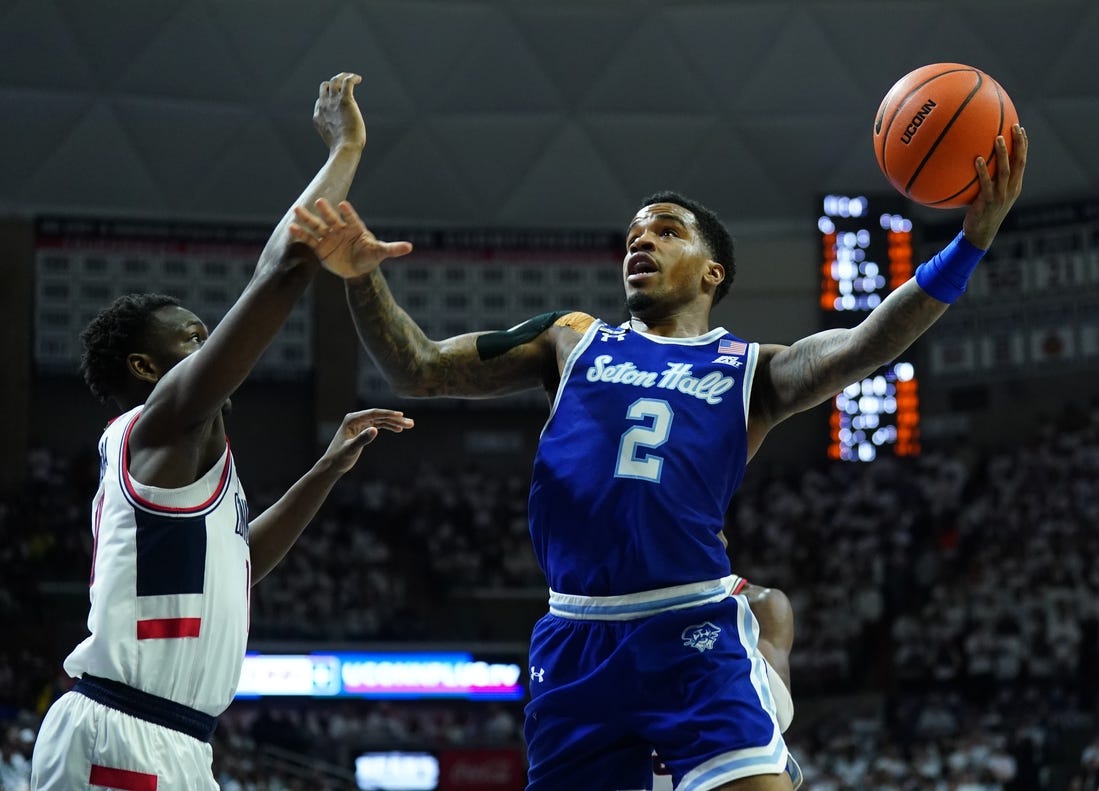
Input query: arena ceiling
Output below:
<box><xmin>2</xmin><ymin>0</ymin><xmax>1097</xmax><ymax>235</ymax></box>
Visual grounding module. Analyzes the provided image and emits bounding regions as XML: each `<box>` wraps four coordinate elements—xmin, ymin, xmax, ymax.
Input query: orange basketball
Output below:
<box><xmin>873</xmin><ymin>63</ymin><xmax>1018</xmax><ymax>209</ymax></box>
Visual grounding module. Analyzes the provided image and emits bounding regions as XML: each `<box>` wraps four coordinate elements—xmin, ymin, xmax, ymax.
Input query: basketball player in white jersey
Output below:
<box><xmin>30</xmin><ymin>72</ymin><xmax>414</xmax><ymax>791</ymax></box>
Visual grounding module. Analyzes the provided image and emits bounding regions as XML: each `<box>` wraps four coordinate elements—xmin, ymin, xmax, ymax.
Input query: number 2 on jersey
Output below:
<box><xmin>615</xmin><ymin>398</ymin><xmax>674</xmax><ymax>482</ymax></box>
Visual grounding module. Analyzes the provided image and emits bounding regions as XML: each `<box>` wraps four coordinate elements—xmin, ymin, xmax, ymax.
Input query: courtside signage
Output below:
<box><xmin>236</xmin><ymin>652</ymin><xmax>524</xmax><ymax>700</ymax></box>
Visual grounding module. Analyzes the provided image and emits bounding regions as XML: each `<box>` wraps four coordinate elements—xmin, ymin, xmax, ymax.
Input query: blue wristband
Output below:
<box><xmin>914</xmin><ymin>231</ymin><xmax>987</xmax><ymax>304</ymax></box>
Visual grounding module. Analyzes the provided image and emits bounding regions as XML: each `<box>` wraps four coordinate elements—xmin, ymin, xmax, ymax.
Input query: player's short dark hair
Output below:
<box><xmin>79</xmin><ymin>293</ymin><xmax>180</xmax><ymax>405</ymax></box>
<box><xmin>639</xmin><ymin>191</ymin><xmax>736</xmax><ymax>304</ymax></box>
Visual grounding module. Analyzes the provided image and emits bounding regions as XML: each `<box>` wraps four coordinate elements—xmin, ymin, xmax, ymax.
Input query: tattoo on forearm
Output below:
<box><xmin>782</xmin><ymin>280</ymin><xmax>948</xmax><ymax>414</ymax></box>
<box><xmin>344</xmin><ymin>272</ymin><xmax>548</xmax><ymax>397</ymax></box>
<box><xmin>346</xmin><ymin>271</ymin><xmax>433</xmax><ymax>392</ymax></box>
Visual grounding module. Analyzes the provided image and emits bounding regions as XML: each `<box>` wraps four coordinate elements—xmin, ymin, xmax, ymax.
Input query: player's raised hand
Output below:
<box><xmin>322</xmin><ymin>408</ymin><xmax>415</xmax><ymax>474</ymax></box>
<box><xmin>290</xmin><ymin>198</ymin><xmax>413</xmax><ymax>279</ymax></box>
<box><xmin>963</xmin><ymin>124</ymin><xmax>1028</xmax><ymax>249</ymax></box>
<box><xmin>314</xmin><ymin>72</ymin><xmax>366</xmax><ymax>152</ymax></box>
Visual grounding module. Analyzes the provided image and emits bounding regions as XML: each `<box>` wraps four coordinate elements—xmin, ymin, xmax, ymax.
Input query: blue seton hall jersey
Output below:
<box><xmin>529</xmin><ymin>320</ymin><xmax>759</xmax><ymax>596</ymax></box>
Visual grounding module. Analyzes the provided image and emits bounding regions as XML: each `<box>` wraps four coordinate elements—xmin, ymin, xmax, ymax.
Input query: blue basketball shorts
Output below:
<box><xmin>524</xmin><ymin>591</ymin><xmax>788</xmax><ymax>791</ymax></box>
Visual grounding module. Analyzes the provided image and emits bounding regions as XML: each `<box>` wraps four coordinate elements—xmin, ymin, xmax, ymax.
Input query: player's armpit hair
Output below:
<box><xmin>476</xmin><ymin>310</ymin><xmax>574</xmax><ymax>361</ymax></box>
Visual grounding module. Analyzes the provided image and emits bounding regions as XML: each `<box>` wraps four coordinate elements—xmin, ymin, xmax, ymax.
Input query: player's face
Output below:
<box><xmin>146</xmin><ymin>305</ymin><xmax>209</xmax><ymax>372</ymax></box>
<box><xmin>623</xmin><ymin>203</ymin><xmax>713</xmax><ymax>311</ymax></box>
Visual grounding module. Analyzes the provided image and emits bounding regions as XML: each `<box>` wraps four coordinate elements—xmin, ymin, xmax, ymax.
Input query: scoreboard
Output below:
<box><xmin>818</xmin><ymin>194</ymin><xmax>914</xmax><ymax>318</ymax></box>
<box><xmin>818</xmin><ymin>194</ymin><xmax>921</xmax><ymax>462</ymax></box>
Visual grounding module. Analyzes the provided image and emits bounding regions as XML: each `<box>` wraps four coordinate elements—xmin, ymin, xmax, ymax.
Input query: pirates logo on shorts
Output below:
<box><xmin>681</xmin><ymin>621</ymin><xmax>721</xmax><ymax>652</ymax></box>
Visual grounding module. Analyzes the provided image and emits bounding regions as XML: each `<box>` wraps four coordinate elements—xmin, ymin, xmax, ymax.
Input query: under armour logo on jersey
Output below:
<box><xmin>530</xmin><ymin>666</ymin><xmax>545</xmax><ymax>682</ymax></box>
<box><xmin>599</xmin><ymin>328</ymin><xmax>628</xmax><ymax>342</ymax></box>
<box><xmin>233</xmin><ymin>493</ymin><xmax>250</xmax><ymax>544</ymax></box>
<box><xmin>681</xmin><ymin>621</ymin><xmax>722</xmax><ymax>653</ymax></box>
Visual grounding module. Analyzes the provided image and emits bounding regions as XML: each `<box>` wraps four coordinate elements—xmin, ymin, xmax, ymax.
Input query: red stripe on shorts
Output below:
<box><xmin>136</xmin><ymin>617</ymin><xmax>201</xmax><ymax>639</ymax></box>
<box><xmin>89</xmin><ymin>765</ymin><xmax>158</xmax><ymax>790</ymax></box>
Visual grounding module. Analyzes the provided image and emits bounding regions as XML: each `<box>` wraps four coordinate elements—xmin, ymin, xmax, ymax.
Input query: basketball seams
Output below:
<box><xmin>877</xmin><ymin>66</ymin><xmax>974</xmax><ymax>176</ymax></box>
<box><xmin>926</xmin><ymin>76</ymin><xmax>1006</xmax><ymax>207</ymax></box>
<box><xmin>906</xmin><ymin>71</ymin><xmax>983</xmax><ymax>197</ymax></box>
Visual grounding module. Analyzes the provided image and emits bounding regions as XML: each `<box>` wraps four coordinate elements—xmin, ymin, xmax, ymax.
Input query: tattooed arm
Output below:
<box><xmin>748</xmin><ymin>279</ymin><xmax>946</xmax><ymax>450</ymax></box>
<box><xmin>344</xmin><ymin>270</ymin><xmax>564</xmax><ymax>398</ymax></box>
<box><xmin>289</xmin><ymin>199</ymin><xmax>580</xmax><ymax>397</ymax></box>
<box><xmin>748</xmin><ymin>125</ymin><xmax>1028</xmax><ymax>454</ymax></box>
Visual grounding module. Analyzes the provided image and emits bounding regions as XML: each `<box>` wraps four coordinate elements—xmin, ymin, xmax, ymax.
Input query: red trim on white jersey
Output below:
<box><xmin>118</xmin><ymin>410</ymin><xmax>233</xmax><ymax>515</ymax></box>
<box><xmin>136</xmin><ymin>618</ymin><xmax>202</xmax><ymax>640</ymax></box>
<box><xmin>89</xmin><ymin>765</ymin><xmax>158</xmax><ymax>791</ymax></box>
<box><xmin>90</xmin><ymin>491</ymin><xmax>105</xmax><ymax>586</ymax></box>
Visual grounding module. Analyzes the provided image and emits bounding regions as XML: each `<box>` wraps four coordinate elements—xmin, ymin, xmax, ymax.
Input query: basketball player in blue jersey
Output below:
<box><xmin>289</xmin><ymin>123</ymin><xmax>1028</xmax><ymax>790</ymax></box>
<box><xmin>30</xmin><ymin>73</ymin><xmax>415</xmax><ymax>791</ymax></box>
<box><xmin>652</xmin><ymin>580</ymin><xmax>798</xmax><ymax>790</ymax></box>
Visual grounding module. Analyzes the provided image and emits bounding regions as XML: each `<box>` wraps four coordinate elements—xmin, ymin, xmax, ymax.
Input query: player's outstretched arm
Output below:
<box><xmin>248</xmin><ymin>408</ymin><xmax>413</xmax><ymax>584</ymax></box>
<box><xmin>290</xmin><ymin>198</ymin><xmax>563</xmax><ymax>398</ymax></box>
<box><xmin>751</xmin><ymin>125</ymin><xmax>1028</xmax><ymax>435</ymax></box>
<box><xmin>138</xmin><ymin>74</ymin><xmax>367</xmax><ymax>439</ymax></box>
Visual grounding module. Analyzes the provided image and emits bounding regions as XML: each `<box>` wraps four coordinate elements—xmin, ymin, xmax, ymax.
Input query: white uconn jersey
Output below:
<box><xmin>64</xmin><ymin>406</ymin><xmax>251</xmax><ymax>717</ymax></box>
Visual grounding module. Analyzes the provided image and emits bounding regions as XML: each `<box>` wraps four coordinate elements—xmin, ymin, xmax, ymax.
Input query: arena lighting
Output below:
<box><xmin>235</xmin><ymin>652</ymin><xmax>524</xmax><ymax>700</ymax></box>
<box><xmin>355</xmin><ymin>752</ymin><xmax>439</xmax><ymax>791</ymax></box>
<box><xmin>819</xmin><ymin>194</ymin><xmax>921</xmax><ymax>461</ymax></box>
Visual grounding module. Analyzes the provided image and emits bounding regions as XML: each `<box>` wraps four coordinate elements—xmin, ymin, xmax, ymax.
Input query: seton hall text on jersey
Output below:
<box><xmin>585</xmin><ymin>354</ymin><xmax>735</xmax><ymax>405</ymax></box>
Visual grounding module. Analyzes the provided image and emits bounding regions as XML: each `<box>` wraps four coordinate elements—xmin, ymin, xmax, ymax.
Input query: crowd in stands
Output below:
<box><xmin>2</xmin><ymin>399</ymin><xmax>1098</xmax><ymax>788</ymax></box>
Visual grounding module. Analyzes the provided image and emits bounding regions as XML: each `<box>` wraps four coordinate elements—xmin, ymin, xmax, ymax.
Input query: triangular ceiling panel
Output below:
<box><xmin>580</xmin><ymin>17</ymin><xmax>716</xmax><ymax>114</ymax></box>
<box><xmin>733</xmin><ymin>10</ymin><xmax>865</xmax><ymax>117</ymax></box>
<box><xmin>1040</xmin><ymin>3</ymin><xmax>1099</xmax><ymax>98</ymax></box>
<box><xmin>110</xmin><ymin>97</ymin><xmax>252</xmax><ymax>212</ymax></box>
<box><xmin>206</xmin><ymin>0</ymin><xmax>342</xmax><ymax>88</ymax></box>
<box><xmin>23</xmin><ymin>102</ymin><xmax>165</xmax><ymax>213</ymax></box>
<box><xmin>269</xmin><ymin>7</ymin><xmax>415</xmax><ymax>115</ymax></box>
<box><xmin>429</xmin><ymin>115</ymin><xmax>562</xmax><ymax>216</ymax></box>
<box><xmin>362</xmin><ymin>1</ymin><xmax>493</xmax><ymax>107</ymax></box>
<box><xmin>509</xmin><ymin>5</ymin><xmax>640</xmax><ymax>110</ymax></box>
<box><xmin>185</xmin><ymin>117</ymin><xmax>301</xmax><ymax>222</ymax></box>
<box><xmin>953</xmin><ymin>1</ymin><xmax>1084</xmax><ymax>100</ymax></box>
<box><xmin>811</xmin><ymin>3</ymin><xmax>941</xmax><ymax>97</ymax></box>
<box><xmin>0</xmin><ymin>0</ymin><xmax>96</xmax><ymax>90</ymax></box>
<box><xmin>678</xmin><ymin>122</ymin><xmax>788</xmax><ymax>226</ymax></box>
<box><xmin>351</xmin><ymin>127</ymin><xmax>478</xmax><ymax>226</ymax></box>
<box><xmin>428</xmin><ymin>15</ymin><xmax>562</xmax><ymax>113</ymax></box>
<box><xmin>900</xmin><ymin>7</ymin><xmax>1014</xmax><ymax>91</ymax></box>
<box><xmin>1026</xmin><ymin>101</ymin><xmax>1099</xmax><ymax>199</ymax></box>
<box><xmin>50</xmin><ymin>0</ymin><xmax>180</xmax><ymax>89</ymax></box>
<box><xmin>737</xmin><ymin>112</ymin><xmax>870</xmax><ymax>198</ymax></box>
<box><xmin>114</xmin><ymin>2</ymin><xmax>251</xmax><ymax>102</ymax></box>
<box><xmin>496</xmin><ymin>123</ymin><xmax>631</xmax><ymax>228</ymax></box>
<box><xmin>669</xmin><ymin>4</ymin><xmax>798</xmax><ymax>108</ymax></box>
<box><xmin>582</xmin><ymin>114</ymin><xmax>714</xmax><ymax>203</ymax></box>
<box><xmin>0</xmin><ymin>90</ymin><xmax>93</xmax><ymax>197</ymax></box>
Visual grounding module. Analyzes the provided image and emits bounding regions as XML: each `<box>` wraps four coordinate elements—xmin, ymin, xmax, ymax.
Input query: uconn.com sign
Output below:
<box><xmin>236</xmin><ymin>652</ymin><xmax>524</xmax><ymax>700</ymax></box>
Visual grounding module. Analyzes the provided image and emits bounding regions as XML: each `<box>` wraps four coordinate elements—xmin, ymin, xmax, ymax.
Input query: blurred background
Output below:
<box><xmin>2</xmin><ymin>1</ymin><xmax>1099</xmax><ymax>789</ymax></box>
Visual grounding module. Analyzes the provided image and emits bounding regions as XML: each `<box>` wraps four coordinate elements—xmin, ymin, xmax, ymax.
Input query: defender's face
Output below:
<box><xmin>623</xmin><ymin>203</ymin><xmax>712</xmax><ymax>309</ymax></box>
<box><xmin>146</xmin><ymin>305</ymin><xmax>209</xmax><ymax>372</ymax></box>
<box><xmin>144</xmin><ymin>305</ymin><xmax>231</xmax><ymax>413</ymax></box>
